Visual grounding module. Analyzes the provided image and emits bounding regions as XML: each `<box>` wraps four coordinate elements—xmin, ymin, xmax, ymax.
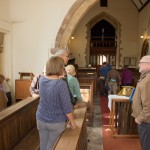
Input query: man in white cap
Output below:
<box><xmin>132</xmin><ymin>55</ymin><xmax>150</xmax><ymax>150</ymax></box>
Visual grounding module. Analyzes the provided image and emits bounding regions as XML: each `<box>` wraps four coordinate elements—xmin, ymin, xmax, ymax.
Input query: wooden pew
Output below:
<box><xmin>0</xmin><ymin>97</ymin><xmax>39</xmax><ymax>150</ymax></box>
<box><xmin>14</xmin><ymin>106</ymin><xmax>87</xmax><ymax>150</ymax></box>
<box><xmin>54</xmin><ymin>106</ymin><xmax>87</xmax><ymax>150</ymax></box>
<box><xmin>0</xmin><ymin>96</ymin><xmax>87</xmax><ymax>150</ymax></box>
<box><xmin>80</xmin><ymin>83</ymin><xmax>94</xmax><ymax>124</ymax></box>
<box><xmin>0</xmin><ymin>90</ymin><xmax>7</xmax><ymax>111</ymax></box>
<box><xmin>78</xmin><ymin>78</ymin><xmax>96</xmax><ymax>94</ymax></box>
<box><xmin>77</xmin><ymin>68</ymin><xmax>97</xmax><ymax>94</ymax></box>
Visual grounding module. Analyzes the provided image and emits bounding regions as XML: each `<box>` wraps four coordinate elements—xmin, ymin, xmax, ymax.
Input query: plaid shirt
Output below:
<box><xmin>30</xmin><ymin>74</ymin><xmax>42</xmax><ymax>96</ymax></box>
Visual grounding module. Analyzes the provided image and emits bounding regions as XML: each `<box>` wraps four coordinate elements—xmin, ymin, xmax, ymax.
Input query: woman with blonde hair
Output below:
<box><xmin>65</xmin><ymin>65</ymin><xmax>82</xmax><ymax>103</ymax></box>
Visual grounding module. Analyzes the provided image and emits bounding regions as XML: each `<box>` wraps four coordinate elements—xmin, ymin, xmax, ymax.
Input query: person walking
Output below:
<box><xmin>105</xmin><ymin>68</ymin><xmax>121</xmax><ymax>95</ymax></box>
<box><xmin>132</xmin><ymin>55</ymin><xmax>150</xmax><ymax>150</ymax></box>
<box><xmin>121</xmin><ymin>65</ymin><xmax>133</xmax><ymax>86</ymax></box>
<box><xmin>99</xmin><ymin>62</ymin><xmax>111</xmax><ymax>95</ymax></box>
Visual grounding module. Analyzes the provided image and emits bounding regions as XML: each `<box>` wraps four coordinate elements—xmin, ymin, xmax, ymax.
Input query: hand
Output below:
<box><xmin>32</xmin><ymin>94</ymin><xmax>39</xmax><ymax>98</ymax></box>
<box><xmin>59</xmin><ymin>75</ymin><xmax>65</xmax><ymax>79</ymax></box>
<box><xmin>135</xmin><ymin>118</ymin><xmax>141</xmax><ymax>125</ymax></box>
<box><xmin>74</xmin><ymin>104</ymin><xmax>79</xmax><ymax>109</ymax></box>
<box><xmin>68</xmin><ymin>121</ymin><xmax>77</xmax><ymax>129</ymax></box>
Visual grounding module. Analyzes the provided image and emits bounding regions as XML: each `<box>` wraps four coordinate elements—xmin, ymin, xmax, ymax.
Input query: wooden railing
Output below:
<box><xmin>0</xmin><ymin>96</ymin><xmax>87</xmax><ymax>150</ymax></box>
<box><xmin>109</xmin><ymin>98</ymin><xmax>138</xmax><ymax>137</ymax></box>
<box><xmin>54</xmin><ymin>106</ymin><xmax>87</xmax><ymax>150</ymax></box>
<box><xmin>91</xmin><ymin>40</ymin><xmax>116</xmax><ymax>48</ymax></box>
<box><xmin>0</xmin><ymin>97</ymin><xmax>39</xmax><ymax>150</ymax></box>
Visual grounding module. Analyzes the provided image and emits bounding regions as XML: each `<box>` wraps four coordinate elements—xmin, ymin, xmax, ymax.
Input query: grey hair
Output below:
<box><xmin>55</xmin><ymin>49</ymin><xmax>70</xmax><ymax>56</ymax></box>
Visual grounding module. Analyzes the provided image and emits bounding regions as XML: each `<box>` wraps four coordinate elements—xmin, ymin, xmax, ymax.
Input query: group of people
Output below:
<box><xmin>99</xmin><ymin>62</ymin><xmax>133</xmax><ymax>96</ymax></box>
<box><xmin>30</xmin><ymin>49</ymin><xmax>82</xmax><ymax>150</ymax></box>
<box><xmin>99</xmin><ymin>56</ymin><xmax>150</xmax><ymax>150</ymax></box>
<box><xmin>0</xmin><ymin>51</ymin><xmax>150</xmax><ymax>150</ymax></box>
<box><xmin>32</xmin><ymin>53</ymin><xmax>150</xmax><ymax>150</ymax></box>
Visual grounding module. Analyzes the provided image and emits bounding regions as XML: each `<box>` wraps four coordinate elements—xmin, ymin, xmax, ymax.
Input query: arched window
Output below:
<box><xmin>141</xmin><ymin>39</ymin><xmax>149</xmax><ymax>58</ymax></box>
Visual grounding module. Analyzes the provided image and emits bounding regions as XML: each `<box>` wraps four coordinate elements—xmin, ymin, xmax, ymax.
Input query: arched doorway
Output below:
<box><xmin>90</xmin><ymin>19</ymin><xmax>116</xmax><ymax>67</ymax></box>
<box><xmin>86</xmin><ymin>12</ymin><xmax>121</xmax><ymax>68</ymax></box>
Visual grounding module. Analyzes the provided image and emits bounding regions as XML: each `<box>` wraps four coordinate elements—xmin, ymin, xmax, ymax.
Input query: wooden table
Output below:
<box><xmin>109</xmin><ymin>98</ymin><xmax>138</xmax><ymax>137</ymax></box>
<box><xmin>15</xmin><ymin>79</ymin><xmax>32</xmax><ymax>101</ymax></box>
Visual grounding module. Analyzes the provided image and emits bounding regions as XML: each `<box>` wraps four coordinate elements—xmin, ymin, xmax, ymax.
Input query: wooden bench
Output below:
<box><xmin>78</xmin><ymin>77</ymin><xmax>96</xmax><ymax>94</ymax></box>
<box><xmin>77</xmin><ymin>69</ymin><xmax>97</xmax><ymax>94</ymax></box>
<box><xmin>54</xmin><ymin>106</ymin><xmax>87</xmax><ymax>150</ymax></box>
<box><xmin>13</xmin><ymin>127</ymin><xmax>39</xmax><ymax>150</ymax></box>
<box><xmin>0</xmin><ymin>96</ymin><xmax>87</xmax><ymax>150</ymax></box>
<box><xmin>14</xmin><ymin>106</ymin><xmax>87</xmax><ymax>150</ymax></box>
<box><xmin>0</xmin><ymin>97</ymin><xmax>39</xmax><ymax>150</ymax></box>
<box><xmin>80</xmin><ymin>83</ymin><xmax>94</xmax><ymax>124</ymax></box>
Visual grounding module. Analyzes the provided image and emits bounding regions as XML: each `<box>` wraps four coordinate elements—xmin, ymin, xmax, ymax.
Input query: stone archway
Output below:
<box><xmin>54</xmin><ymin>0</ymin><xmax>97</xmax><ymax>49</ymax></box>
<box><xmin>141</xmin><ymin>39</ymin><xmax>149</xmax><ymax>58</ymax></box>
<box><xmin>85</xmin><ymin>12</ymin><xmax>121</xmax><ymax>68</ymax></box>
<box><xmin>54</xmin><ymin>0</ymin><xmax>122</xmax><ymax>68</ymax></box>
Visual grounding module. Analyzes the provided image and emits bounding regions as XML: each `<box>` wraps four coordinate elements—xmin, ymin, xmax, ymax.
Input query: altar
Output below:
<box><xmin>108</xmin><ymin>95</ymin><xmax>138</xmax><ymax>137</ymax></box>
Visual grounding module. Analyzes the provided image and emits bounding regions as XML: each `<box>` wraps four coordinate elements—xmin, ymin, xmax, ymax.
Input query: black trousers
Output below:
<box><xmin>138</xmin><ymin>122</ymin><xmax>150</xmax><ymax>150</ymax></box>
<box><xmin>6</xmin><ymin>92</ymin><xmax>12</xmax><ymax>107</ymax></box>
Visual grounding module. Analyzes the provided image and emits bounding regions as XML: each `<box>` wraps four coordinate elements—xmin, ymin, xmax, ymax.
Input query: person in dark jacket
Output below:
<box><xmin>99</xmin><ymin>62</ymin><xmax>111</xmax><ymax>95</ymax></box>
<box><xmin>55</xmin><ymin>49</ymin><xmax>76</xmax><ymax>106</ymax></box>
<box><xmin>121</xmin><ymin>65</ymin><xmax>133</xmax><ymax>86</ymax></box>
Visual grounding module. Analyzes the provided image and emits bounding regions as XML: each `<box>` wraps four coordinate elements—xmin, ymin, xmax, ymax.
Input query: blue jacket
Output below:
<box><xmin>99</xmin><ymin>64</ymin><xmax>111</xmax><ymax>78</ymax></box>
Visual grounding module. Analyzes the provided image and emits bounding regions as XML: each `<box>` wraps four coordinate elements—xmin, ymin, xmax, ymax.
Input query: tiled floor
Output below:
<box><xmin>87</xmin><ymin>95</ymin><xmax>103</xmax><ymax>150</ymax></box>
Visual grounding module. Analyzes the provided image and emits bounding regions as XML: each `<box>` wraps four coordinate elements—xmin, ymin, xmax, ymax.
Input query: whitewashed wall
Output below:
<box><xmin>0</xmin><ymin>0</ymin><xmax>76</xmax><ymax>100</ymax></box>
<box><xmin>9</xmin><ymin>0</ymin><xmax>76</xmax><ymax>76</ymax></box>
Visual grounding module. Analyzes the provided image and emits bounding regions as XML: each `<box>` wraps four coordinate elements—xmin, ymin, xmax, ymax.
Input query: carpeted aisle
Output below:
<box><xmin>100</xmin><ymin>95</ymin><xmax>141</xmax><ymax>150</ymax></box>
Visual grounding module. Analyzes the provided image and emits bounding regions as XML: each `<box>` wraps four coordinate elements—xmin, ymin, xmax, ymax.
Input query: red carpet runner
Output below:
<box><xmin>100</xmin><ymin>95</ymin><xmax>141</xmax><ymax>150</ymax></box>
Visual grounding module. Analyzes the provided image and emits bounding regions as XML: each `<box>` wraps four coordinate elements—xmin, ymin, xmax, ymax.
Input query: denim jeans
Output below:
<box><xmin>37</xmin><ymin>119</ymin><xmax>66</xmax><ymax>150</ymax></box>
<box><xmin>138</xmin><ymin>122</ymin><xmax>150</xmax><ymax>150</ymax></box>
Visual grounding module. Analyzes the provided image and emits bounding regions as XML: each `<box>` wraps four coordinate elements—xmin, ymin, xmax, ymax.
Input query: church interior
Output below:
<box><xmin>0</xmin><ymin>0</ymin><xmax>150</xmax><ymax>149</ymax></box>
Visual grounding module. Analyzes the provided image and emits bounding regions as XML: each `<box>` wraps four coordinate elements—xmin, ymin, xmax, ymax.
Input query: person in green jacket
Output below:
<box><xmin>65</xmin><ymin>64</ymin><xmax>82</xmax><ymax>105</ymax></box>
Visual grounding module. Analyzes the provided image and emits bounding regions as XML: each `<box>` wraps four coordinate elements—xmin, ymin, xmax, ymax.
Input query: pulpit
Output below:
<box><xmin>15</xmin><ymin>72</ymin><xmax>34</xmax><ymax>101</ymax></box>
<box><xmin>108</xmin><ymin>95</ymin><xmax>138</xmax><ymax>137</ymax></box>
